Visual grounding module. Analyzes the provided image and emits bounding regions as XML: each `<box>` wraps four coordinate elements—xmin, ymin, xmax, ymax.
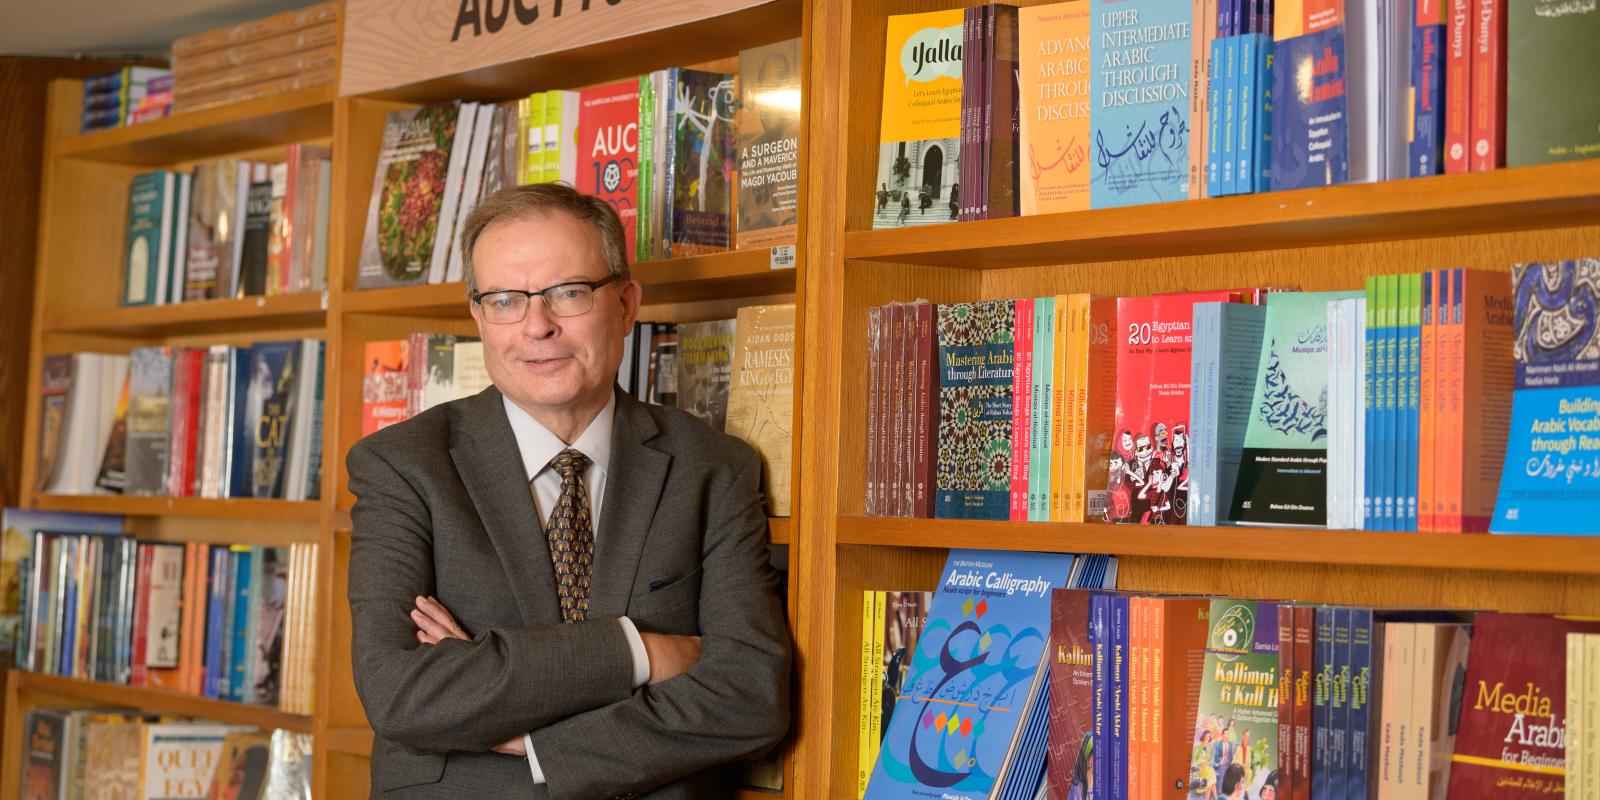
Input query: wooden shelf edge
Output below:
<box><xmin>30</xmin><ymin>494</ymin><xmax>322</xmax><ymax>522</ymax></box>
<box><xmin>51</xmin><ymin>84</ymin><xmax>337</xmax><ymax>165</ymax></box>
<box><xmin>43</xmin><ymin>292</ymin><xmax>327</xmax><ymax>336</ymax></box>
<box><xmin>835</xmin><ymin>516</ymin><xmax>1600</xmax><ymax>575</ymax></box>
<box><xmin>843</xmin><ymin>160</ymin><xmax>1600</xmax><ymax>268</ymax></box>
<box><xmin>10</xmin><ymin>671</ymin><xmax>313</xmax><ymax>733</ymax></box>
<box><xmin>323</xmin><ymin>725</ymin><xmax>375</xmax><ymax>756</ymax></box>
<box><xmin>768</xmin><ymin>517</ymin><xmax>791</xmax><ymax>545</ymax></box>
<box><xmin>735</xmin><ymin>788</ymin><xmax>786</xmax><ymax>800</ymax></box>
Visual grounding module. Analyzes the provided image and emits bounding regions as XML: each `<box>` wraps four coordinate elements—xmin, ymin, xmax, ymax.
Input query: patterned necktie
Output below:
<box><xmin>541</xmin><ymin>448</ymin><xmax>594</xmax><ymax>622</ymax></box>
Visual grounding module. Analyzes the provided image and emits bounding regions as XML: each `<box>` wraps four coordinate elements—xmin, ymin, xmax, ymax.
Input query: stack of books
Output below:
<box><xmin>169</xmin><ymin>0</ymin><xmax>340</xmax><ymax>114</ymax></box>
<box><xmin>81</xmin><ymin>67</ymin><xmax>172</xmax><ymax>133</ymax></box>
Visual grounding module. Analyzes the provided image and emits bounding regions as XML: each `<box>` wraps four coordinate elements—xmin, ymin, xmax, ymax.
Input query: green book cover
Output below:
<box><xmin>1507</xmin><ymin>1</ymin><xmax>1600</xmax><ymax>166</ymax></box>
<box><xmin>1230</xmin><ymin>291</ymin><xmax>1361</xmax><ymax>526</ymax></box>
<box><xmin>637</xmin><ymin>75</ymin><xmax>654</xmax><ymax>263</ymax></box>
<box><xmin>1030</xmin><ymin>297</ymin><xmax>1055</xmax><ymax>521</ymax></box>
<box><xmin>1189</xmin><ymin>598</ymin><xmax>1280</xmax><ymax>800</ymax></box>
<box><xmin>123</xmin><ymin>172</ymin><xmax>171</xmax><ymax>307</ymax></box>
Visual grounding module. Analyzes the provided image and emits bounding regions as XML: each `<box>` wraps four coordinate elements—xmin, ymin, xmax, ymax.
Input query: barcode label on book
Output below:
<box><xmin>770</xmin><ymin>245</ymin><xmax>796</xmax><ymax>271</ymax></box>
<box><xmin>1087</xmin><ymin>490</ymin><xmax>1109</xmax><ymax>519</ymax></box>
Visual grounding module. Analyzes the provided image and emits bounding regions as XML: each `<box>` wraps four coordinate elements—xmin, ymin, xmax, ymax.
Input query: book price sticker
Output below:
<box><xmin>769</xmin><ymin>245</ymin><xmax>796</xmax><ymax>271</ymax></box>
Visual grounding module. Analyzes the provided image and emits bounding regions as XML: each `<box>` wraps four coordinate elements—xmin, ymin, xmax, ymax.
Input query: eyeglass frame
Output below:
<box><xmin>469</xmin><ymin>275</ymin><xmax>619</xmax><ymax>322</ymax></box>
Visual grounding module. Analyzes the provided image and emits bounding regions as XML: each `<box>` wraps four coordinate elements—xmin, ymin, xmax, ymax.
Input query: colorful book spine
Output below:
<box><xmin>1404</xmin><ymin>273</ymin><xmax>1423</xmax><ymax>532</ymax></box>
<box><xmin>1411</xmin><ymin>0</ymin><xmax>1447</xmax><ymax>176</ymax></box>
<box><xmin>1292</xmin><ymin>605</ymin><xmax>1313</xmax><ymax>800</ymax></box>
<box><xmin>1111</xmin><ymin>594</ymin><xmax>1129</xmax><ymax>800</ymax></box>
<box><xmin>1419</xmin><ymin>271</ymin><xmax>1438</xmax><ymax>531</ymax></box>
<box><xmin>1051</xmin><ymin>297</ymin><xmax>1072</xmax><ymax>522</ymax></box>
<box><xmin>1207</xmin><ymin>33</ymin><xmax>1226</xmax><ymax>197</ymax></box>
<box><xmin>1032</xmin><ymin>297</ymin><xmax>1056</xmax><ymax>522</ymax></box>
<box><xmin>913</xmin><ymin>303</ymin><xmax>936</xmax><ymax>518</ymax></box>
<box><xmin>1252</xmin><ymin>33</ymin><xmax>1275</xmax><ymax>193</ymax></box>
<box><xmin>1091</xmin><ymin>592</ymin><xmax>1110</xmax><ymax>800</ymax></box>
<box><xmin>1012</xmin><ymin>298</ymin><xmax>1034</xmax><ymax>522</ymax></box>
<box><xmin>1347</xmin><ymin>609</ymin><xmax>1376</xmax><ymax>799</ymax></box>
<box><xmin>857</xmin><ymin>590</ymin><xmax>875</xmax><ymax>799</ymax></box>
<box><xmin>1278</xmin><ymin>604</ymin><xmax>1296</xmax><ymax>800</ymax></box>
<box><xmin>1222</xmin><ymin>34</ymin><xmax>1239</xmax><ymax>194</ymax></box>
<box><xmin>1313</xmin><ymin>606</ymin><xmax>1333</xmax><ymax>800</ymax></box>
<box><xmin>1444</xmin><ymin>0</ymin><xmax>1474</xmax><ymax>173</ymax></box>
<box><xmin>1468</xmin><ymin>0</ymin><xmax>1505</xmax><ymax>171</ymax></box>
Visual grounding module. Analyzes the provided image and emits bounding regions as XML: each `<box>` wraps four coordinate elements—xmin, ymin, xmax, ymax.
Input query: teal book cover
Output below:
<box><xmin>1231</xmin><ymin>291</ymin><xmax>1361</xmax><ymax>526</ymax></box>
<box><xmin>865</xmin><ymin>548</ymin><xmax>1071</xmax><ymax>800</ymax></box>
<box><xmin>123</xmin><ymin>171</ymin><xmax>173</xmax><ymax>306</ymax></box>
<box><xmin>935</xmin><ymin>301</ymin><xmax>1016</xmax><ymax>520</ymax></box>
<box><xmin>1089</xmin><ymin>0</ymin><xmax>1194</xmax><ymax>208</ymax></box>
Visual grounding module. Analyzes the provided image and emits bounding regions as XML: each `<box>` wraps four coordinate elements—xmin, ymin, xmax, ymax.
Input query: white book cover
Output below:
<box><xmin>1327</xmin><ymin>300</ymin><xmax>1346</xmax><ymax>528</ymax></box>
<box><xmin>1384</xmin><ymin>0</ymin><xmax>1413</xmax><ymax>181</ymax></box>
<box><xmin>139</xmin><ymin>723</ymin><xmax>253</xmax><ymax>799</ymax></box>
<box><xmin>1350</xmin><ymin>297</ymin><xmax>1367</xmax><ymax>532</ymax></box>
<box><xmin>145</xmin><ymin>544</ymin><xmax>183</xmax><ymax>668</ymax></box>
<box><xmin>310</xmin><ymin>161</ymin><xmax>331</xmax><ymax>292</ymax></box>
<box><xmin>226</xmin><ymin>161</ymin><xmax>255</xmax><ymax>299</ymax></box>
<box><xmin>47</xmin><ymin>353</ymin><xmax>102</xmax><ymax>494</ymax></box>
<box><xmin>169</xmin><ymin>172</ymin><xmax>191</xmax><ymax>304</ymax></box>
<box><xmin>153</xmin><ymin>171</ymin><xmax>175</xmax><ymax>306</ymax></box>
<box><xmin>1346</xmin><ymin>0</ymin><xmax>1382</xmax><ymax>183</ymax></box>
<box><xmin>446</xmin><ymin>108</ymin><xmax>496</xmax><ymax>284</ymax></box>
<box><xmin>555</xmin><ymin>89</ymin><xmax>581</xmax><ymax>184</ymax></box>
<box><xmin>428</xmin><ymin>102</ymin><xmax>479</xmax><ymax>286</ymax></box>
<box><xmin>450</xmin><ymin>341</ymin><xmax>491</xmax><ymax>401</ymax></box>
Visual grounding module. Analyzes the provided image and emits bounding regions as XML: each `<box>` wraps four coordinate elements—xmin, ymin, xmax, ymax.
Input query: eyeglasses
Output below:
<box><xmin>471</xmin><ymin>276</ymin><xmax>617</xmax><ymax>324</ymax></box>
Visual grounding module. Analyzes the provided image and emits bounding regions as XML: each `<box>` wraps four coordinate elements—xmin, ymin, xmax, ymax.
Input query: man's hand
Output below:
<box><xmin>411</xmin><ymin>596</ymin><xmax>469</xmax><ymax>645</ymax></box>
<box><xmin>639</xmin><ymin>632</ymin><xmax>703</xmax><ymax>685</ymax></box>
<box><xmin>492</xmin><ymin>737</ymin><xmax>527</xmax><ymax>757</ymax></box>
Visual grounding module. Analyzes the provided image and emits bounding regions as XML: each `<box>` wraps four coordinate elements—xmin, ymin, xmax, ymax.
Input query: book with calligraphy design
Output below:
<box><xmin>1018</xmin><ymin>2</ymin><xmax>1092</xmax><ymax>216</ymax></box>
<box><xmin>1493</xmin><ymin>258</ymin><xmax>1600</xmax><ymax>534</ymax></box>
<box><xmin>865</xmin><ymin>548</ymin><xmax>1071</xmax><ymax>800</ymax></box>
<box><xmin>1089</xmin><ymin>0</ymin><xmax>1194</xmax><ymax>209</ymax></box>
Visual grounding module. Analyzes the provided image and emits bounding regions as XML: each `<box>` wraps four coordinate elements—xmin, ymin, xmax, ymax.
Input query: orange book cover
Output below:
<box><xmin>1061</xmin><ymin>295</ymin><xmax>1086</xmax><ymax>521</ymax></box>
<box><xmin>1435</xmin><ymin>272</ymin><xmax>1463</xmax><ymax>532</ymax></box>
<box><xmin>1189</xmin><ymin>0</ymin><xmax>1217</xmax><ymax>199</ymax></box>
<box><xmin>1136</xmin><ymin>596</ymin><xmax>1153</xmax><ymax>800</ymax></box>
<box><xmin>1456</xmin><ymin>268</ymin><xmax>1514</xmax><ymax>531</ymax></box>
<box><xmin>1154</xmin><ymin>597</ymin><xmax>1210</xmax><ymax>799</ymax></box>
<box><xmin>150</xmin><ymin>543</ymin><xmax>196</xmax><ymax>692</ymax></box>
<box><xmin>1127</xmin><ymin>596</ymin><xmax>1143</xmax><ymax>800</ymax></box>
<box><xmin>188</xmin><ymin>543</ymin><xmax>210</xmax><ymax>695</ymax></box>
<box><xmin>1418</xmin><ymin>271</ymin><xmax>1439</xmax><ymax>531</ymax></box>
<box><xmin>1018</xmin><ymin>2</ymin><xmax>1092</xmax><ymax>215</ymax></box>
<box><xmin>280</xmin><ymin>544</ymin><xmax>301</xmax><ymax>713</ymax></box>
<box><xmin>1081</xmin><ymin>296</ymin><xmax>1118</xmax><ymax>521</ymax></box>
<box><xmin>1052</xmin><ymin>295</ymin><xmax>1074</xmax><ymax>521</ymax></box>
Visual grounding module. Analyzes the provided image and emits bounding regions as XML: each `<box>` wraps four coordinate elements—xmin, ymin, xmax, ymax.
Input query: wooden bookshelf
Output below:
<box><xmin>42</xmin><ymin>291</ymin><xmax>327</xmax><ymax>336</ymax></box>
<box><xmin>29</xmin><ymin>494</ymin><xmax>323</xmax><ymax>522</ymax></box>
<box><xmin>50</xmin><ymin>84</ymin><xmax>337</xmax><ymax>165</ymax></box>
<box><xmin>6</xmin><ymin>671</ymin><xmax>313</xmax><ymax>733</ymax></box>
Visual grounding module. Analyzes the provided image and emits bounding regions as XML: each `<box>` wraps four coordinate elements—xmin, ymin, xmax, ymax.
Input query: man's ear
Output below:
<box><xmin>620</xmin><ymin>279</ymin><xmax>643</xmax><ymax>329</ymax></box>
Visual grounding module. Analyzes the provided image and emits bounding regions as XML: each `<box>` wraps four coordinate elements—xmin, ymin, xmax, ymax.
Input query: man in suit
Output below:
<box><xmin>347</xmin><ymin>183</ymin><xmax>792</xmax><ymax>799</ymax></box>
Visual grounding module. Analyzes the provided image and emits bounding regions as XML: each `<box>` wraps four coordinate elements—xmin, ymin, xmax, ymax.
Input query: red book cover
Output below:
<box><xmin>129</xmin><ymin>543</ymin><xmax>153</xmax><ymax>687</ymax></box>
<box><xmin>1446</xmin><ymin>613</ymin><xmax>1600</xmax><ymax>799</ymax></box>
<box><xmin>1292</xmin><ymin>605</ymin><xmax>1314</xmax><ymax>800</ymax></box>
<box><xmin>875</xmin><ymin>305</ymin><xmax>894</xmax><ymax>516</ymax></box>
<box><xmin>913</xmin><ymin>302</ymin><xmax>936</xmax><ymax>518</ymax></box>
<box><xmin>405</xmin><ymin>332</ymin><xmax>427</xmax><ymax>419</ymax></box>
<box><xmin>888</xmin><ymin>303</ymin><xmax>908</xmax><ymax>517</ymax></box>
<box><xmin>165</xmin><ymin>349</ymin><xmax>203</xmax><ymax>498</ymax></box>
<box><xmin>866</xmin><ymin>307</ymin><xmax>882</xmax><ymax>516</ymax></box>
<box><xmin>1047</xmin><ymin>589</ymin><xmax>1096</xmax><ymax>800</ymax></box>
<box><xmin>1445</xmin><ymin>0</ymin><xmax>1473</xmax><ymax>173</ymax></box>
<box><xmin>361</xmin><ymin>339</ymin><xmax>408</xmax><ymax>437</ymax></box>
<box><xmin>1154</xmin><ymin>596</ymin><xmax>1210</xmax><ymax>799</ymax></box>
<box><xmin>1469</xmin><ymin>0</ymin><xmax>1506</xmax><ymax>171</ymax></box>
<box><xmin>1277</xmin><ymin>604</ymin><xmax>1296</xmax><ymax>800</ymax></box>
<box><xmin>899</xmin><ymin>300</ymin><xmax>919</xmax><ymax>517</ymax></box>
<box><xmin>1106</xmin><ymin>291</ymin><xmax>1237</xmax><ymax>524</ymax></box>
<box><xmin>1012</xmin><ymin>298</ymin><xmax>1035</xmax><ymax>521</ymax></box>
<box><xmin>576</xmin><ymin>80</ymin><xmax>640</xmax><ymax>259</ymax></box>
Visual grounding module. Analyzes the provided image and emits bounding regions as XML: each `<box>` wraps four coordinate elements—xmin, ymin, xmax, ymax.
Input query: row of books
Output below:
<box><xmin>874</xmin><ymin>0</ymin><xmax>1598</xmax><ymax>226</ymax></box>
<box><xmin>859</xmin><ymin>547</ymin><xmax>1600</xmax><ymax>800</ymax></box>
<box><xmin>19</xmin><ymin>712</ymin><xmax>309</xmax><ymax>800</ymax></box>
<box><xmin>1571</xmin><ymin>634</ymin><xmax>1600</xmax><ymax>800</ymax></box>
<box><xmin>854</xmin><ymin>553</ymin><xmax>1119</xmax><ymax>798</ymax></box>
<box><xmin>5</xmin><ymin>510</ymin><xmax>321</xmax><ymax>715</ymax></box>
<box><xmin>863</xmin><ymin>257</ymin><xmax>1600</xmax><ymax>535</ymax></box>
<box><xmin>354</xmin><ymin>37</ymin><xmax>802</xmax><ymax>291</ymax></box>
<box><xmin>81</xmin><ymin>67</ymin><xmax>172</xmax><ymax>132</ymax></box>
<box><xmin>359</xmin><ymin>304</ymin><xmax>797</xmax><ymax>515</ymax></box>
<box><xmin>121</xmin><ymin>146</ymin><xmax>332</xmax><ymax>307</ymax></box>
<box><xmin>36</xmin><ymin>341</ymin><xmax>325</xmax><ymax>501</ymax></box>
<box><xmin>168</xmin><ymin>0</ymin><xmax>340</xmax><ymax>114</ymax></box>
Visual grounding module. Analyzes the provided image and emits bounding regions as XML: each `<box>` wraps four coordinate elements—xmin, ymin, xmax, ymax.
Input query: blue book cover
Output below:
<box><xmin>1110</xmin><ymin>594</ymin><xmax>1130</xmax><ymax>800</ymax></box>
<box><xmin>864</xmin><ymin>549</ymin><xmax>1071</xmax><ymax>799</ymax></box>
<box><xmin>122</xmin><ymin>171</ymin><xmax>173</xmax><ymax>307</ymax></box>
<box><xmin>1376</xmin><ymin>276</ymin><xmax>1394</xmax><ymax>530</ymax></box>
<box><xmin>1089</xmin><ymin>0</ymin><xmax>1193</xmax><ymax>208</ymax></box>
<box><xmin>1091</xmin><ymin>592</ymin><xmax>1111</xmax><ymax>800</ymax></box>
<box><xmin>1189</xmin><ymin>304</ymin><xmax>1219</xmax><ymax>525</ymax></box>
<box><xmin>997</xmin><ymin>679</ymin><xmax>1053</xmax><ymax>800</ymax></box>
<box><xmin>1363</xmin><ymin>278</ymin><xmax>1378</xmax><ymax>529</ymax></box>
<box><xmin>1311</xmin><ymin>606</ymin><xmax>1333</xmax><ymax>800</ymax></box>
<box><xmin>228</xmin><ymin>546</ymin><xmax>254</xmax><ymax>702</ymax></box>
<box><xmin>245</xmin><ymin>341</ymin><xmax>303</xmax><ymax>500</ymax></box>
<box><xmin>1235</xmin><ymin>35</ymin><xmax>1255</xmax><ymax>196</ymax></box>
<box><xmin>1252</xmin><ymin>35</ymin><xmax>1275</xmax><ymax>192</ymax></box>
<box><xmin>1328</xmin><ymin>607</ymin><xmax>1351</xmax><ymax>800</ymax></box>
<box><xmin>935</xmin><ymin>302</ymin><xmax>1016</xmax><ymax>520</ymax></box>
<box><xmin>203</xmin><ymin>546</ymin><xmax>228</xmax><ymax>698</ymax></box>
<box><xmin>1031</xmin><ymin>298</ymin><xmax>1055</xmax><ymax>522</ymax></box>
<box><xmin>1409</xmin><ymin>18</ymin><xmax>1445</xmax><ymax>177</ymax></box>
<box><xmin>1493</xmin><ymin>258</ymin><xmax>1600</xmax><ymax>534</ymax></box>
<box><xmin>1207</xmin><ymin>36</ymin><xmax>1226</xmax><ymax>198</ymax></box>
<box><xmin>1221</xmin><ymin>36</ymin><xmax>1238</xmax><ymax>195</ymax></box>
<box><xmin>1403</xmin><ymin>274</ymin><xmax>1422</xmax><ymax>531</ymax></box>
<box><xmin>1190</xmin><ymin>303</ymin><xmax>1268</xmax><ymax>525</ymax></box>
<box><xmin>213</xmin><ymin>546</ymin><xmax>237</xmax><ymax>699</ymax></box>
<box><xmin>226</xmin><ymin>347</ymin><xmax>252</xmax><ymax>498</ymax></box>
<box><xmin>1269</xmin><ymin>27</ymin><xmax>1349</xmax><ymax>191</ymax></box>
<box><xmin>1231</xmin><ymin>291</ymin><xmax>1361</xmax><ymax>526</ymax></box>
<box><xmin>1345</xmin><ymin>608</ymin><xmax>1375</xmax><ymax>800</ymax></box>
<box><xmin>57</xmin><ymin>538</ymin><xmax>75</xmax><ymax>676</ymax></box>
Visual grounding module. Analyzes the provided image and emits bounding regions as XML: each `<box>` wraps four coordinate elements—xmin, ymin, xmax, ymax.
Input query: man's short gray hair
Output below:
<box><xmin>459</xmin><ymin>183</ymin><xmax>631</xmax><ymax>297</ymax></box>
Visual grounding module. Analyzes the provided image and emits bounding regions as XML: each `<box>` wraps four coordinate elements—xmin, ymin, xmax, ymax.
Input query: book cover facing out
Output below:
<box><xmin>736</xmin><ymin>38</ymin><xmax>803</xmax><ymax>249</ymax></box>
<box><xmin>356</xmin><ymin>103</ymin><xmax>460</xmax><ymax>290</ymax></box>
<box><xmin>1089</xmin><ymin>0</ymin><xmax>1194</xmax><ymax>209</ymax></box>
<box><xmin>1231</xmin><ymin>291</ymin><xmax>1362</xmax><ymax>526</ymax></box>
<box><xmin>1493</xmin><ymin>259</ymin><xmax>1600</xmax><ymax>534</ymax></box>
<box><xmin>576</xmin><ymin>81</ymin><xmax>641</xmax><ymax>259</ymax></box>
<box><xmin>1506</xmin><ymin>0</ymin><xmax>1600</xmax><ymax>167</ymax></box>
<box><xmin>1269</xmin><ymin>0</ymin><xmax>1349</xmax><ymax>190</ymax></box>
<box><xmin>1046</xmin><ymin>588</ymin><xmax>1096</xmax><ymax>800</ymax></box>
<box><xmin>874</xmin><ymin>8</ymin><xmax>963</xmax><ymax>230</ymax></box>
<box><xmin>865</xmin><ymin>548</ymin><xmax>1071</xmax><ymax>800</ymax></box>
<box><xmin>1018</xmin><ymin>3</ymin><xmax>1092</xmax><ymax>216</ymax></box>
<box><xmin>935</xmin><ymin>301</ymin><xmax>1016</xmax><ymax>520</ymax></box>
<box><xmin>1189</xmin><ymin>598</ymin><xmax>1281</xmax><ymax>800</ymax></box>
<box><xmin>669</xmin><ymin>69</ymin><xmax>735</xmax><ymax>255</ymax></box>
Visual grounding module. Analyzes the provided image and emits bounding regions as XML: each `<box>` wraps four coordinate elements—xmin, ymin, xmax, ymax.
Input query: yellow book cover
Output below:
<box><xmin>869</xmin><ymin>590</ymin><xmax>887</xmax><ymax>774</ymax></box>
<box><xmin>1066</xmin><ymin>294</ymin><xmax>1091</xmax><ymax>520</ymax></box>
<box><xmin>1051</xmin><ymin>294</ymin><xmax>1074</xmax><ymax>521</ymax></box>
<box><xmin>873</xmin><ymin>8</ymin><xmax>963</xmax><ymax>230</ymax></box>
<box><xmin>858</xmin><ymin>590</ymin><xmax>876</xmax><ymax>799</ymax></box>
<box><xmin>521</xmin><ymin>92</ymin><xmax>545</xmax><ymax>186</ymax></box>
<box><xmin>724</xmin><ymin>304</ymin><xmax>797</xmax><ymax>517</ymax></box>
<box><xmin>1018</xmin><ymin>2</ymin><xmax>1092</xmax><ymax>215</ymax></box>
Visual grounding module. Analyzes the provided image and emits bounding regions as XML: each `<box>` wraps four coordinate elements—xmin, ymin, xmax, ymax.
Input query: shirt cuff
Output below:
<box><xmin>524</xmin><ymin>735</ymin><xmax>544</xmax><ymax>784</ymax></box>
<box><xmin>617</xmin><ymin>615</ymin><xmax>651</xmax><ymax>689</ymax></box>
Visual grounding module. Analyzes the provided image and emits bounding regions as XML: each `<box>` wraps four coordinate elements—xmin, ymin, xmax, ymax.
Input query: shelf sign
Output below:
<box><xmin>340</xmin><ymin>0</ymin><xmax>777</xmax><ymax>96</ymax></box>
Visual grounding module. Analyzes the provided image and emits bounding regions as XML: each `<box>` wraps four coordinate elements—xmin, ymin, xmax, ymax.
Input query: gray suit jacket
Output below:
<box><xmin>346</xmin><ymin>386</ymin><xmax>791</xmax><ymax>800</ymax></box>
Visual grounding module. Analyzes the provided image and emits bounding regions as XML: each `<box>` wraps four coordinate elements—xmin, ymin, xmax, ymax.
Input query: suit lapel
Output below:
<box><xmin>450</xmin><ymin>387</ymin><xmax>562</xmax><ymax>626</ymax></box>
<box><xmin>588</xmin><ymin>391</ymin><xmax>670</xmax><ymax>618</ymax></box>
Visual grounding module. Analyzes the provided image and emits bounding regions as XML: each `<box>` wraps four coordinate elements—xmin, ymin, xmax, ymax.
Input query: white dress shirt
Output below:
<box><xmin>502</xmin><ymin>393</ymin><xmax>651</xmax><ymax>784</ymax></box>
